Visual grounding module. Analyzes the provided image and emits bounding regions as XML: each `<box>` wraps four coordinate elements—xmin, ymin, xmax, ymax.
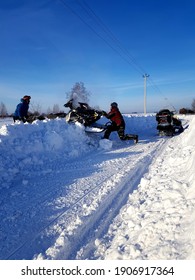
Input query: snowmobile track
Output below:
<box><xmin>5</xmin><ymin>138</ymin><xmax>167</xmax><ymax>260</ymax></box>
<box><xmin>39</xmin><ymin>138</ymin><xmax>167</xmax><ymax>260</ymax></box>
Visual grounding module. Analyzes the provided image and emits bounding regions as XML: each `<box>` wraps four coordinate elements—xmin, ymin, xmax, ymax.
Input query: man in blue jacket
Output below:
<box><xmin>13</xmin><ymin>95</ymin><xmax>31</xmax><ymax>123</ymax></box>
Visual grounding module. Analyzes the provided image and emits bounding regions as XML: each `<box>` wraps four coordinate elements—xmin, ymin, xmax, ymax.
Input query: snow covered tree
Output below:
<box><xmin>0</xmin><ymin>102</ymin><xmax>8</xmax><ymax>117</ymax></box>
<box><xmin>66</xmin><ymin>82</ymin><xmax>91</xmax><ymax>108</ymax></box>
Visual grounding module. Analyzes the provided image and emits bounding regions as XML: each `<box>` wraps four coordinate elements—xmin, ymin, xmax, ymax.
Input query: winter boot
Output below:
<box><xmin>123</xmin><ymin>134</ymin><xmax>138</xmax><ymax>143</ymax></box>
<box><xmin>134</xmin><ymin>135</ymin><xmax>138</xmax><ymax>144</ymax></box>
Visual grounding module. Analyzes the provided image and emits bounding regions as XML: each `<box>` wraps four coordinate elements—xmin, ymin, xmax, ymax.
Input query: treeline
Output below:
<box><xmin>179</xmin><ymin>98</ymin><xmax>195</xmax><ymax>114</ymax></box>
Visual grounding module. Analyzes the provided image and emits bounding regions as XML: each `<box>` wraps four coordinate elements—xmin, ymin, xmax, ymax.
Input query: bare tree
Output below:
<box><xmin>53</xmin><ymin>104</ymin><xmax>60</xmax><ymax>114</ymax></box>
<box><xmin>191</xmin><ymin>98</ymin><xmax>195</xmax><ymax>112</ymax></box>
<box><xmin>0</xmin><ymin>102</ymin><xmax>8</xmax><ymax>117</ymax></box>
<box><xmin>30</xmin><ymin>102</ymin><xmax>42</xmax><ymax>116</ymax></box>
<box><xmin>47</xmin><ymin>107</ymin><xmax>52</xmax><ymax>114</ymax></box>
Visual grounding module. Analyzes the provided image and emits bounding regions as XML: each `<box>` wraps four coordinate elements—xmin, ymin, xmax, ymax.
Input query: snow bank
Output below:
<box><xmin>0</xmin><ymin>115</ymin><xmax>156</xmax><ymax>191</ymax></box>
<box><xmin>0</xmin><ymin>119</ymin><xmax>93</xmax><ymax>190</ymax></box>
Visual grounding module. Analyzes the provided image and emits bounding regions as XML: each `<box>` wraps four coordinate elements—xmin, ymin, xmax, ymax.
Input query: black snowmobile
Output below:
<box><xmin>64</xmin><ymin>99</ymin><xmax>108</xmax><ymax>132</ymax></box>
<box><xmin>156</xmin><ymin>109</ymin><xmax>184</xmax><ymax>136</ymax></box>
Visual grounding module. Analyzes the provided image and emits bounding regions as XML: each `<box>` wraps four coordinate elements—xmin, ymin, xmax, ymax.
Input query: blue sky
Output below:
<box><xmin>0</xmin><ymin>0</ymin><xmax>195</xmax><ymax>114</ymax></box>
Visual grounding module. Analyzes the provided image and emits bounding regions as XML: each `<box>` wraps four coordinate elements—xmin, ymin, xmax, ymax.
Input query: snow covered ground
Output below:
<box><xmin>0</xmin><ymin>114</ymin><xmax>195</xmax><ymax>260</ymax></box>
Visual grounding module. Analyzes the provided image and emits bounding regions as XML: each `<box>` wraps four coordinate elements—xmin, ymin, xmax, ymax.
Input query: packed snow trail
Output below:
<box><xmin>3</xmin><ymin>136</ymin><xmax>166</xmax><ymax>260</ymax></box>
<box><xmin>70</xmin><ymin>140</ymin><xmax>167</xmax><ymax>260</ymax></box>
<box><xmin>37</xmin><ymin>138</ymin><xmax>167</xmax><ymax>260</ymax></box>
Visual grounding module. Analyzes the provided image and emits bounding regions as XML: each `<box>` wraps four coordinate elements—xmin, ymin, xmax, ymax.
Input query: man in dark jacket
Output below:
<box><xmin>13</xmin><ymin>95</ymin><xmax>31</xmax><ymax>123</ymax></box>
<box><xmin>103</xmin><ymin>102</ymin><xmax>138</xmax><ymax>143</ymax></box>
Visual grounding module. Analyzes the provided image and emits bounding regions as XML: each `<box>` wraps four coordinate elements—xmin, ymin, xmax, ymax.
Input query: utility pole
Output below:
<box><xmin>143</xmin><ymin>73</ymin><xmax>149</xmax><ymax>115</ymax></box>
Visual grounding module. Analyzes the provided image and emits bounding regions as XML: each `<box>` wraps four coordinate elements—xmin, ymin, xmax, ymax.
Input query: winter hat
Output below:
<box><xmin>111</xmin><ymin>102</ymin><xmax>118</xmax><ymax>107</ymax></box>
<box><xmin>23</xmin><ymin>95</ymin><xmax>31</xmax><ymax>100</ymax></box>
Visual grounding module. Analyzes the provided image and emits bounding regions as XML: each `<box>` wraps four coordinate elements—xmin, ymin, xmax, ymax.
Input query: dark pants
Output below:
<box><xmin>104</xmin><ymin>123</ymin><xmax>125</xmax><ymax>139</ymax></box>
<box><xmin>104</xmin><ymin>123</ymin><xmax>138</xmax><ymax>141</ymax></box>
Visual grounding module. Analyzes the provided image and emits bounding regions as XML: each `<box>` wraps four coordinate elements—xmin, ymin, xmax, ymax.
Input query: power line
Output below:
<box><xmin>77</xmin><ymin>0</ymin><xmax>147</xmax><ymax>75</ymax></box>
<box><xmin>59</xmin><ymin>0</ymin><xmax>145</xmax><ymax>75</ymax></box>
<box><xmin>147</xmin><ymin>76</ymin><xmax>177</xmax><ymax>111</ymax></box>
<box><xmin>58</xmin><ymin>0</ymin><xmax>175</xmax><ymax>111</ymax></box>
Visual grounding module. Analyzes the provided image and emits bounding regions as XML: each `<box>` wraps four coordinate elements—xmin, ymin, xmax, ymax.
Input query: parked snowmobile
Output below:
<box><xmin>64</xmin><ymin>99</ymin><xmax>107</xmax><ymax>131</ymax></box>
<box><xmin>156</xmin><ymin>109</ymin><xmax>183</xmax><ymax>136</ymax></box>
<box><xmin>24</xmin><ymin>112</ymin><xmax>66</xmax><ymax>123</ymax></box>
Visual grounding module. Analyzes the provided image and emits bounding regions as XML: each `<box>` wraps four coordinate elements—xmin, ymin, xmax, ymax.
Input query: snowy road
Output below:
<box><xmin>3</xmin><ymin>136</ymin><xmax>166</xmax><ymax>260</ymax></box>
<box><xmin>1</xmin><ymin>115</ymin><xmax>194</xmax><ymax>260</ymax></box>
<box><xmin>65</xmin><ymin>138</ymin><xmax>167</xmax><ymax>260</ymax></box>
